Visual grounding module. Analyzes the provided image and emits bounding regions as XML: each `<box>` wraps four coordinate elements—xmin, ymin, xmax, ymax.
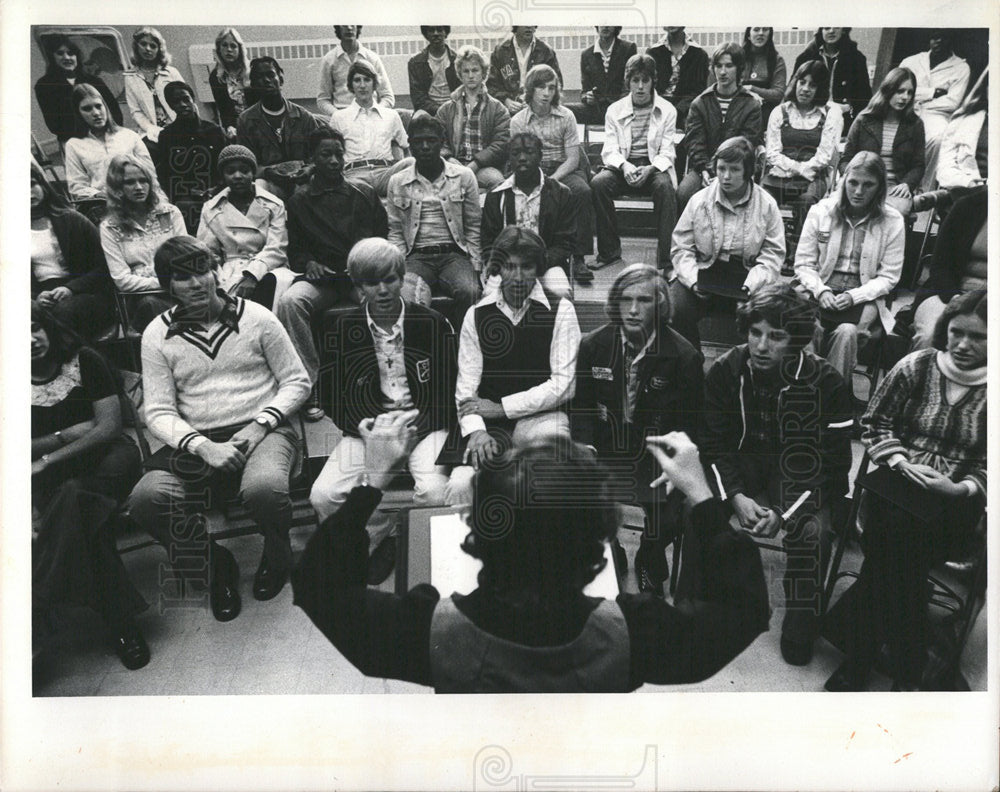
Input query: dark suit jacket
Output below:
<box><xmin>321</xmin><ymin>302</ymin><xmax>457</xmax><ymax>440</ymax></box>
<box><xmin>579</xmin><ymin>38</ymin><xmax>637</xmax><ymax>111</ymax></box>
<box><xmin>486</xmin><ymin>38</ymin><xmax>562</xmax><ymax>103</ymax></box>
<box><xmin>841</xmin><ymin>112</ymin><xmax>926</xmax><ymax>191</ymax></box>
<box><xmin>481</xmin><ymin>176</ymin><xmax>575</xmax><ymax>273</ymax></box>
<box><xmin>647</xmin><ymin>42</ymin><xmax>710</xmax><ymax>126</ymax></box>
<box><xmin>408</xmin><ymin>46</ymin><xmax>461</xmax><ymax>115</ymax></box>
<box><xmin>793</xmin><ymin>38</ymin><xmax>872</xmax><ymax>127</ymax></box>
<box><xmin>572</xmin><ymin>320</ymin><xmax>704</xmax><ymax>491</ymax></box>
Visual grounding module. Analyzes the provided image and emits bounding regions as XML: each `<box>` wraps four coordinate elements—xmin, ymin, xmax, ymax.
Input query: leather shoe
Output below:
<box><xmin>253</xmin><ymin>555</ymin><xmax>289</xmax><ymax>601</ymax></box>
<box><xmin>780</xmin><ymin>635</ymin><xmax>814</xmax><ymax>666</ymax></box>
<box><xmin>367</xmin><ymin>535</ymin><xmax>397</xmax><ymax>585</ymax></box>
<box><xmin>210</xmin><ymin>545</ymin><xmax>242</xmax><ymax>622</ymax></box>
<box><xmin>572</xmin><ymin>256</ymin><xmax>594</xmax><ymax>284</ymax></box>
<box><xmin>825</xmin><ymin>661</ymin><xmax>869</xmax><ymax>692</ymax></box>
<box><xmin>110</xmin><ymin>620</ymin><xmax>150</xmax><ymax>670</ymax></box>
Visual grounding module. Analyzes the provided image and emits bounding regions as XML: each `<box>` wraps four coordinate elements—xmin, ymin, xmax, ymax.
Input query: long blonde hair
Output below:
<box><xmin>212</xmin><ymin>27</ymin><xmax>250</xmax><ymax>80</ymax></box>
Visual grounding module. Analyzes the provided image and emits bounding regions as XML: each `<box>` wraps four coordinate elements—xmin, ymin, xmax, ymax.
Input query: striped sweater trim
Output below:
<box><xmin>261</xmin><ymin>406</ymin><xmax>285</xmax><ymax>425</ymax></box>
<box><xmin>179</xmin><ymin>431</ymin><xmax>203</xmax><ymax>453</ymax></box>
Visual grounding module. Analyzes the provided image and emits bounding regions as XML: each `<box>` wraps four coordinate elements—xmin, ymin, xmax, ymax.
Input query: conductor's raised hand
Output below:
<box><xmin>646</xmin><ymin>432</ymin><xmax>713</xmax><ymax>505</ymax></box>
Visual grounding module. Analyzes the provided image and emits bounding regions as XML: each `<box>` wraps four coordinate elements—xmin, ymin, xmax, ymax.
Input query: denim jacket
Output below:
<box><xmin>386</xmin><ymin>159</ymin><xmax>482</xmax><ymax>269</ymax></box>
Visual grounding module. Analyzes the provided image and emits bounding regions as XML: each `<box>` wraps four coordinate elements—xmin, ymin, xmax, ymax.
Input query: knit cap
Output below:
<box><xmin>217</xmin><ymin>144</ymin><xmax>257</xmax><ymax>173</ymax></box>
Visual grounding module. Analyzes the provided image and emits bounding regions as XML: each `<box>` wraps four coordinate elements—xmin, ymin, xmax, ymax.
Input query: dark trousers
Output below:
<box><xmin>566</xmin><ymin>102</ymin><xmax>609</xmax><ymax>126</ymax></box>
<box><xmin>33</xmin><ymin>281</ymin><xmax>116</xmax><ymax>342</ymax></box>
<box><xmin>591</xmin><ymin>164</ymin><xmax>677</xmax><ymax>269</ymax></box>
<box><xmin>667</xmin><ymin>280</ymin><xmax>742</xmax><ymax>349</ymax></box>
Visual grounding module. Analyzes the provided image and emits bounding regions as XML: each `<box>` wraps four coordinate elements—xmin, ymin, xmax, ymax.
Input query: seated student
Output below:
<box><xmin>827</xmin><ymin>290</ymin><xmax>986</xmax><ymax>692</ymax></box>
<box><xmin>572</xmin><ymin>265</ymin><xmax>704</xmax><ymax>595</ymax></box>
<box><xmin>647</xmin><ymin>27</ymin><xmax>709</xmax><ymax>130</ymax></box>
<box><xmin>436</xmin><ymin>45</ymin><xmax>511</xmax><ymax>192</ymax></box>
<box><xmin>127</xmin><ymin>236</ymin><xmax>311</xmax><ymax>621</ymax></box>
<box><xmin>31</xmin><ymin>302</ymin><xmax>148</xmax><ymax>671</ymax></box>
<box><xmin>443</xmin><ymin>227</ymin><xmax>580</xmax><ymax>504</ymax></box>
<box><xmin>34</xmin><ymin>33</ymin><xmax>123</xmax><ymax>145</ymax></box>
<box><xmin>701</xmin><ymin>283</ymin><xmax>854</xmax><ymax>667</ymax></box>
<box><xmin>157</xmin><ymin>81</ymin><xmax>228</xmax><ymax>233</ymax></box>
<box><xmin>909</xmin><ymin>186</ymin><xmax>986</xmax><ymax>350</ymax></box>
<box><xmin>309</xmin><ymin>238</ymin><xmax>456</xmax><ymax>551</ymax></box>
<box><xmin>792</xmin><ymin>28</ymin><xmax>871</xmax><ymax>131</ymax></box>
<box><xmin>99</xmin><ymin>154</ymin><xmax>186</xmax><ymax>331</ymax></box>
<box><xmin>761</xmin><ymin>60</ymin><xmax>844</xmax><ymax>248</ymax></box>
<box><xmin>316</xmin><ymin>25</ymin><xmax>395</xmax><ymax>116</ymax></box>
<box><xmin>936</xmin><ymin>68</ymin><xmax>988</xmax><ymax>190</ymax></box>
<box><xmin>64</xmin><ymin>84</ymin><xmax>156</xmax><ymax>204</ymax></box>
<box><xmin>196</xmin><ymin>144</ymin><xmax>294</xmax><ymax>310</ymax></box>
<box><xmin>328</xmin><ymin>60</ymin><xmax>410</xmax><ymax>198</ymax></box>
<box><xmin>510</xmin><ymin>64</ymin><xmax>593</xmax><ymax>282</ymax></box>
<box><xmin>208</xmin><ymin>28</ymin><xmax>252</xmax><ymax>140</ymax></box>
<box><xmin>236</xmin><ymin>56</ymin><xmax>321</xmax><ymax>199</ymax></box>
<box><xmin>292</xmin><ymin>417</ymin><xmax>770</xmax><ymax>692</ymax></box>
<box><xmin>592</xmin><ymin>53</ymin><xmax>678</xmax><ymax>273</ymax></box>
<box><xmin>486</xmin><ymin>26</ymin><xmax>562</xmax><ymax>116</ymax></box>
<box><xmin>408</xmin><ymin>26</ymin><xmax>461</xmax><ymax>116</ymax></box>
<box><xmin>668</xmin><ymin>136</ymin><xmax>784</xmax><ymax>350</ymax></box>
<box><xmin>124</xmin><ymin>27</ymin><xmax>184</xmax><ymax>161</ymax></box>
<box><xmin>566</xmin><ymin>27</ymin><xmax>637</xmax><ymax>126</ymax></box>
<box><xmin>679</xmin><ymin>42</ymin><xmax>763</xmax><ymax>209</ymax></box>
<box><xmin>899</xmin><ymin>29</ymin><xmax>970</xmax><ymax>191</ymax></box>
<box><xmin>481</xmin><ymin>132</ymin><xmax>574</xmax><ymax>298</ymax></box>
<box><xmin>742</xmin><ymin>28</ymin><xmax>787</xmax><ymax>140</ymax></box>
<box><xmin>387</xmin><ymin>113</ymin><xmax>481</xmax><ymax>322</ymax></box>
<box><xmin>794</xmin><ymin>151</ymin><xmax>904</xmax><ymax>390</ymax></box>
<box><xmin>31</xmin><ymin>162</ymin><xmax>115</xmax><ymax>341</ymax></box>
<box><xmin>274</xmin><ymin>127</ymin><xmax>388</xmax><ymax>421</ymax></box>
<box><xmin>841</xmin><ymin>67</ymin><xmax>925</xmax><ymax>216</ymax></box>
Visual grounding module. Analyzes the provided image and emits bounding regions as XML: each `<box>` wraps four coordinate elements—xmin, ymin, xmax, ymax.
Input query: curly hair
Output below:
<box><xmin>41</xmin><ymin>34</ymin><xmax>85</xmax><ymax>78</ymax></box>
<box><xmin>131</xmin><ymin>27</ymin><xmax>171</xmax><ymax>68</ymax></box>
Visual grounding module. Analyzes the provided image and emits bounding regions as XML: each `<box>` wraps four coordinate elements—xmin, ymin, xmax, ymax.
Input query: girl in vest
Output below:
<box><xmin>762</xmin><ymin>60</ymin><xmax>844</xmax><ymax>260</ymax></box>
<box><xmin>292</xmin><ymin>411</ymin><xmax>769</xmax><ymax>693</ymax></box>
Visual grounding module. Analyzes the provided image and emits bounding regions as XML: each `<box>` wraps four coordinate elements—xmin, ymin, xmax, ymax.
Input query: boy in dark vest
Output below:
<box><xmin>443</xmin><ymin>227</ymin><xmax>580</xmax><ymax>504</ymax></box>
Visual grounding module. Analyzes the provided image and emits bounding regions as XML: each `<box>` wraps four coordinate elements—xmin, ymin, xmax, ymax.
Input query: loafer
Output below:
<box><xmin>780</xmin><ymin>635</ymin><xmax>814</xmax><ymax>666</ymax></box>
<box><xmin>211</xmin><ymin>581</ymin><xmax>242</xmax><ymax>622</ymax></box>
<box><xmin>303</xmin><ymin>405</ymin><xmax>326</xmax><ymax>422</ymax></box>
<box><xmin>367</xmin><ymin>535</ymin><xmax>397</xmax><ymax>585</ymax></box>
<box><xmin>253</xmin><ymin>555</ymin><xmax>289</xmax><ymax>601</ymax></box>
<box><xmin>110</xmin><ymin>620</ymin><xmax>150</xmax><ymax>670</ymax></box>
<box><xmin>824</xmin><ymin>660</ymin><xmax>869</xmax><ymax>692</ymax></box>
<box><xmin>572</xmin><ymin>256</ymin><xmax>594</xmax><ymax>284</ymax></box>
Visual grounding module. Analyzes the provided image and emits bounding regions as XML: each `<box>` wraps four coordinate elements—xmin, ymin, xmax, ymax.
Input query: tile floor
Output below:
<box><xmin>31</xmin><ymin>239</ymin><xmax>986</xmax><ymax>697</ymax></box>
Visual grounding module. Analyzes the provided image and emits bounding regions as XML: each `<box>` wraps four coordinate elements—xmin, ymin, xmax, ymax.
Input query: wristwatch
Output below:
<box><xmin>254</xmin><ymin>416</ymin><xmax>273</xmax><ymax>433</ymax></box>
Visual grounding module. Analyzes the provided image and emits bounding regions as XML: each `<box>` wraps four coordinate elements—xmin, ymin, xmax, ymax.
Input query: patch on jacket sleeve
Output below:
<box><xmin>592</xmin><ymin>366</ymin><xmax>614</xmax><ymax>381</ymax></box>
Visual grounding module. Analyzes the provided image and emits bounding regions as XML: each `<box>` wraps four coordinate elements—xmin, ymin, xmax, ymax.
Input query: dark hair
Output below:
<box><xmin>249</xmin><ymin>56</ymin><xmax>283</xmax><ymax>83</ymax></box>
<box><xmin>31</xmin><ymin>300</ymin><xmax>87</xmax><ymax>364</ymax></box>
<box><xmin>736</xmin><ymin>282</ymin><xmax>818</xmax><ymax>352</ymax></box>
<box><xmin>420</xmin><ymin>26</ymin><xmax>451</xmax><ymax>39</ymax></box>
<box><xmin>713</xmin><ymin>136</ymin><xmax>756</xmax><ymax>179</ymax></box>
<box><xmin>163</xmin><ymin>80</ymin><xmax>194</xmax><ymax>108</ymax></box>
<box><xmin>153</xmin><ymin>235</ymin><xmax>218</xmax><ymax>291</ymax></box>
<box><xmin>42</xmin><ymin>34</ymin><xmax>85</xmax><ymax>77</ymax></box>
<box><xmin>466</xmin><ymin>437</ymin><xmax>619</xmax><ymax>598</ymax></box>
<box><xmin>932</xmin><ymin>290</ymin><xmax>987</xmax><ymax>352</ymax></box>
<box><xmin>742</xmin><ymin>28</ymin><xmax>777</xmax><ymax>85</ymax></box>
<box><xmin>31</xmin><ymin>161</ymin><xmax>71</xmax><ymax>217</ymax></box>
<box><xmin>783</xmin><ymin>59</ymin><xmax>830</xmax><ymax>106</ymax></box>
<box><xmin>624</xmin><ymin>53</ymin><xmax>657</xmax><ymax>86</ymax></box>
<box><xmin>509</xmin><ymin>131</ymin><xmax>543</xmax><ymax>155</ymax></box>
<box><xmin>811</xmin><ymin>28</ymin><xmax>854</xmax><ymax>50</ymax></box>
<box><xmin>487</xmin><ymin>226</ymin><xmax>546</xmax><ymax>277</ymax></box>
<box><xmin>594</xmin><ymin>26</ymin><xmax>623</xmax><ymax>37</ymax></box>
<box><xmin>862</xmin><ymin>67</ymin><xmax>918</xmax><ymax>121</ymax></box>
<box><xmin>346</xmin><ymin>60</ymin><xmax>378</xmax><ymax>91</ymax></box>
<box><xmin>711</xmin><ymin>42</ymin><xmax>746</xmax><ymax>81</ymax></box>
<box><xmin>407</xmin><ymin>111</ymin><xmax>446</xmax><ymax>140</ymax></box>
<box><xmin>71</xmin><ymin>82</ymin><xmax>119</xmax><ymax>137</ymax></box>
<box><xmin>334</xmin><ymin>25</ymin><xmax>363</xmax><ymax>39</ymax></box>
<box><xmin>307</xmin><ymin>126</ymin><xmax>346</xmax><ymax>156</ymax></box>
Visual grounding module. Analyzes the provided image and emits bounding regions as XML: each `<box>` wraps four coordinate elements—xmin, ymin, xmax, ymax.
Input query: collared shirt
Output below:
<box><xmin>328</xmin><ymin>101</ymin><xmax>408</xmax><ymax>162</ymax></box>
<box><xmin>621</xmin><ymin>328</ymin><xmax>657</xmax><ymax>423</ymax></box>
<box><xmin>458</xmin><ymin>90</ymin><xmax>485</xmax><ymax>163</ymax></box>
<box><xmin>666</xmin><ymin>40</ymin><xmax>690</xmax><ymax>98</ymax></box>
<box><xmin>412</xmin><ymin>169</ymin><xmax>458</xmax><ymax>248</ymax></box>
<box><xmin>765</xmin><ymin>101</ymin><xmax>844</xmax><ymax>179</ymax></box>
<box><xmin>100</xmin><ymin>203</ymin><xmax>188</xmax><ymax>294</ymax></box>
<box><xmin>512</xmin><ymin>36</ymin><xmax>535</xmax><ymax>89</ymax></box>
<box><xmin>366</xmin><ymin>300</ymin><xmax>414</xmax><ymax>409</ymax></box>
<box><xmin>317</xmin><ymin>43</ymin><xmax>395</xmax><ymax>113</ymax></box>
<box><xmin>495</xmin><ymin>170</ymin><xmax>545</xmax><ymax>233</ymax></box>
<box><xmin>593</xmin><ymin>37</ymin><xmax>616</xmax><ymax>72</ymax></box>
<box><xmin>166</xmin><ymin>290</ymin><xmax>241</xmax><ymax>338</ymax></box>
<box><xmin>713</xmin><ymin>185</ymin><xmax>755</xmax><ymax>260</ymax></box>
<box><xmin>509</xmin><ymin>104</ymin><xmax>579</xmax><ymax>174</ymax></box>
<box><xmin>63</xmin><ymin>127</ymin><xmax>154</xmax><ymax>200</ymax></box>
<box><xmin>829</xmin><ymin>212</ymin><xmax>871</xmax><ymax>291</ymax></box>
<box><xmin>455</xmin><ymin>281</ymin><xmax>581</xmax><ymax>436</ymax></box>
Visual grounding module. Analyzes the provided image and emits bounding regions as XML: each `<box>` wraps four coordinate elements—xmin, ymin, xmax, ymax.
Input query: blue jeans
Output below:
<box><xmin>402</xmin><ymin>250</ymin><xmax>480</xmax><ymax>323</ymax></box>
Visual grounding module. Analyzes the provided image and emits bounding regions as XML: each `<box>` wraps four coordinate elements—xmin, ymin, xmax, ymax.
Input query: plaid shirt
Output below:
<box><xmin>458</xmin><ymin>92</ymin><xmax>484</xmax><ymax>163</ymax></box>
<box><xmin>746</xmin><ymin>368</ymin><xmax>782</xmax><ymax>461</ymax></box>
<box><xmin>510</xmin><ymin>105</ymin><xmax>579</xmax><ymax>175</ymax></box>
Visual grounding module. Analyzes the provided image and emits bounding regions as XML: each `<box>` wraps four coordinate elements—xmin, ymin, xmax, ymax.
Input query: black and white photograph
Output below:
<box><xmin>1</xmin><ymin>0</ymin><xmax>996</xmax><ymax>789</ymax></box>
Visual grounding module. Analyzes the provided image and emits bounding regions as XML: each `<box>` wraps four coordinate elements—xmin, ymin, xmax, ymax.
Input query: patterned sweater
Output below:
<box><xmin>862</xmin><ymin>348</ymin><xmax>986</xmax><ymax>495</ymax></box>
<box><xmin>141</xmin><ymin>294</ymin><xmax>310</xmax><ymax>452</ymax></box>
